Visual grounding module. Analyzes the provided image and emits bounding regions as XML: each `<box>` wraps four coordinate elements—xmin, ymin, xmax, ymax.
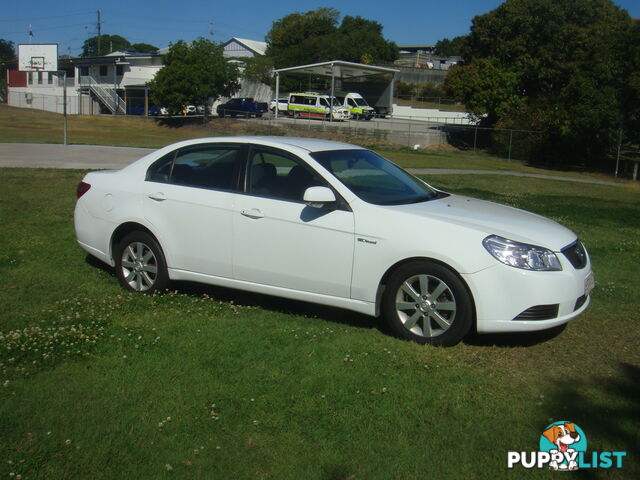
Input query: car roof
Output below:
<box><xmin>165</xmin><ymin>136</ymin><xmax>364</xmax><ymax>153</ymax></box>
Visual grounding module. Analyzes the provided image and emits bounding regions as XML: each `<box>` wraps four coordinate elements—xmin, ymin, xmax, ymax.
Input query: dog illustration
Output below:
<box><xmin>543</xmin><ymin>422</ymin><xmax>581</xmax><ymax>470</ymax></box>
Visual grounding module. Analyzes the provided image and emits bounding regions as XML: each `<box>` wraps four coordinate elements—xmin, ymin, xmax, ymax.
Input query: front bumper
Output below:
<box><xmin>462</xmin><ymin>256</ymin><xmax>593</xmax><ymax>333</ymax></box>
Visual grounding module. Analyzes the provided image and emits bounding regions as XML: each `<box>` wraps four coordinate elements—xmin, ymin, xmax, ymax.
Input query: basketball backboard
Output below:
<box><xmin>18</xmin><ymin>44</ymin><xmax>58</xmax><ymax>72</ymax></box>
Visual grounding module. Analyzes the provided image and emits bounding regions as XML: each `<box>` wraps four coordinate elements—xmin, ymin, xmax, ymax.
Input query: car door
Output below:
<box><xmin>142</xmin><ymin>143</ymin><xmax>245</xmax><ymax>277</ymax></box>
<box><xmin>232</xmin><ymin>145</ymin><xmax>355</xmax><ymax>298</ymax></box>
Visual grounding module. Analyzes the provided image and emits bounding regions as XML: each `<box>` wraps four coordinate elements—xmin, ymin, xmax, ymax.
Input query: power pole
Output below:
<box><xmin>97</xmin><ymin>10</ymin><xmax>102</xmax><ymax>55</ymax></box>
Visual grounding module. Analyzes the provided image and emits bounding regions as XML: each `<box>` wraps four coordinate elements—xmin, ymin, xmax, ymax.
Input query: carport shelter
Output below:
<box><xmin>272</xmin><ymin>60</ymin><xmax>399</xmax><ymax>119</ymax></box>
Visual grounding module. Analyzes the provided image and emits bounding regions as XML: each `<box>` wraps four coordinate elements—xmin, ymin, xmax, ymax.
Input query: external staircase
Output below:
<box><xmin>80</xmin><ymin>76</ymin><xmax>126</xmax><ymax>114</ymax></box>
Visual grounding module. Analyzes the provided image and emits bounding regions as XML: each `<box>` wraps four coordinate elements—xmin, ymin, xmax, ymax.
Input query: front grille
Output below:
<box><xmin>562</xmin><ymin>240</ymin><xmax>587</xmax><ymax>269</ymax></box>
<box><xmin>574</xmin><ymin>295</ymin><xmax>587</xmax><ymax>311</ymax></box>
<box><xmin>513</xmin><ymin>304</ymin><xmax>559</xmax><ymax>321</ymax></box>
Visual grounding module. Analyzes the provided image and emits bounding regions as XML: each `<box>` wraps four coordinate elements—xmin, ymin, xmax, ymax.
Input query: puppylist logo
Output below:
<box><xmin>507</xmin><ymin>421</ymin><xmax>627</xmax><ymax>471</ymax></box>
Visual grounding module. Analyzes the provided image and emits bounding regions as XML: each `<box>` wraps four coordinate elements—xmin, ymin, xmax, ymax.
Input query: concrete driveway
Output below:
<box><xmin>0</xmin><ymin>143</ymin><xmax>152</xmax><ymax>170</ymax></box>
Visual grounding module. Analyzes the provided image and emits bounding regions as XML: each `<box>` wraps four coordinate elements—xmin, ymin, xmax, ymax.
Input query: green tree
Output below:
<box><xmin>266</xmin><ymin>8</ymin><xmax>341</xmax><ymax>69</ymax></box>
<box><xmin>130</xmin><ymin>43</ymin><xmax>158</xmax><ymax>54</ymax></box>
<box><xmin>622</xmin><ymin>21</ymin><xmax>640</xmax><ymax>145</ymax></box>
<box><xmin>434</xmin><ymin>35</ymin><xmax>467</xmax><ymax>57</ymax></box>
<box><xmin>266</xmin><ymin>8</ymin><xmax>398</xmax><ymax>68</ymax></box>
<box><xmin>0</xmin><ymin>39</ymin><xmax>16</xmax><ymax>101</ymax></box>
<box><xmin>242</xmin><ymin>55</ymin><xmax>274</xmax><ymax>85</ymax></box>
<box><xmin>147</xmin><ymin>38</ymin><xmax>239</xmax><ymax>114</ymax></box>
<box><xmin>81</xmin><ymin>35</ymin><xmax>131</xmax><ymax>56</ymax></box>
<box><xmin>336</xmin><ymin>16</ymin><xmax>399</xmax><ymax>64</ymax></box>
<box><xmin>446</xmin><ymin>0</ymin><xmax>634</xmax><ymax>165</ymax></box>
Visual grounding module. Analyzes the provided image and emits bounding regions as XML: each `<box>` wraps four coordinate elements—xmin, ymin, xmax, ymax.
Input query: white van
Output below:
<box><xmin>287</xmin><ymin>93</ymin><xmax>351</xmax><ymax>121</ymax></box>
<box><xmin>334</xmin><ymin>92</ymin><xmax>375</xmax><ymax>120</ymax></box>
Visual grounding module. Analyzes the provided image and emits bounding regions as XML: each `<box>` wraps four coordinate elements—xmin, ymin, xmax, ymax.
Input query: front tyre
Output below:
<box><xmin>382</xmin><ymin>261</ymin><xmax>472</xmax><ymax>346</ymax></box>
<box><xmin>115</xmin><ymin>232</ymin><xmax>169</xmax><ymax>294</ymax></box>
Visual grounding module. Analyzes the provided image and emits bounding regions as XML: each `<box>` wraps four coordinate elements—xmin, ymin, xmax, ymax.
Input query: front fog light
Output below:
<box><xmin>483</xmin><ymin>235</ymin><xmax>562</xmax><ymax>271</ymax></box>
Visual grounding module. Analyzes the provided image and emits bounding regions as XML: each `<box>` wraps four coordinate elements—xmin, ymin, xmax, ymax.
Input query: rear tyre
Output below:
<box><xmin>382</xmin><ymin>261</ymin><xmax>473</xmax><ymax>346</ymax></box>
<box><xmin>115</xmin><ymin>231</ymin><xmax>169</xmax><ymax>294</ymax></box>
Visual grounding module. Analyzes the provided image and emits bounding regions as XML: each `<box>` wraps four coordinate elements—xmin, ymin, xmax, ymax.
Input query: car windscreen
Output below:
<box><xmin>311</xmin><ymin>149</ymin><xmax>443</xmax><ymax>205</ymax></box>
<box><xmin>354</xmin><ymin>98</ymin><xmax>368</xmax><ymax>106</ymax></box>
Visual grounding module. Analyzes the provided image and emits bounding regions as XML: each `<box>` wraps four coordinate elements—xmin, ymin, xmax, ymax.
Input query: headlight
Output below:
<box><xmin>483</xmin><ymin>235</ymin><xmax>562</xmax><ymax>271</ymax></box>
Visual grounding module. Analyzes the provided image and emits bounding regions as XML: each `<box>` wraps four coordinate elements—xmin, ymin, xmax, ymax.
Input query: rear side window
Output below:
<box><xmin>247</xmin><ymin>148</ymin><xmax>325</xmax><ymax>202</ymax></box>
<box><xmin>146</xmin><ymin>145</ymin><xmax>244</xmax><ymax>191</ymax></box>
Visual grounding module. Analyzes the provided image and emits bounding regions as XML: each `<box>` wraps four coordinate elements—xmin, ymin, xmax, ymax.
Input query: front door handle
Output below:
<box><xmin>148</xmin><ymin>192</ymin><xmax>166</xmax><ymax>201</ymax></box>
<box><xmin>240</xmin><ymin>208</ymin><xmax>264</xmax><ymax>219</ymax></box>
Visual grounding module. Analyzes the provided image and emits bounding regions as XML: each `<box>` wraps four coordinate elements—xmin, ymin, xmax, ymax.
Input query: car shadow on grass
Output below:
<box><xmin>173</xmin><ymin>279</ymin><xmax>387</xmax><ymax>333</ymax></box>
<box><xmin>85</xmin><ymin>254</ymin><xmax>566</xmax><ymax>347</ymax></box>
<box><xmin>85</xmin><ymin>255</ymin><xmax>385</xmax><ymax>334</ymax></box>
<box><xmin>463</xmin><ymin>324</ymin><xmax>567</xmax><ymax>347</ymax></box>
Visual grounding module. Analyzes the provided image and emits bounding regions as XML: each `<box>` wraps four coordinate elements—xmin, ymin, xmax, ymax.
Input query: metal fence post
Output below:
<box><xmin>508</xmin><ymin>129</ymin><xmax>513</xmax><ymax>161</ymax></box>
<box><xmin>615</xmin><ymin>128</ymin><xmax>622</xmax><ymax>178</ymax></box>
<box><xmin>473</xmin><ymin>126</ymin><xmax>478</xmax><ymax>152</ymax></box>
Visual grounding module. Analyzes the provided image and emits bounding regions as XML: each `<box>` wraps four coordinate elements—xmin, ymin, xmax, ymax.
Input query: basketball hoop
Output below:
<box><xmin>29</xmin><ymin>57</ymin><xmax>45</xmax><ymax>71</ymax></box>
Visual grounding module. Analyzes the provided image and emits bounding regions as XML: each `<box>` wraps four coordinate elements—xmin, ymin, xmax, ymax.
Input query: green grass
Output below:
<box><xmin>0</xmin><ymin>168</ymin><xmax>638</xmax><ymax>479</ymax></box>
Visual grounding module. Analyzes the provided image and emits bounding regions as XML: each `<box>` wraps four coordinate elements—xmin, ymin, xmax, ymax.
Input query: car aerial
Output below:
<box><xmin>74</xmin><ymin>137</ymin><xmax>594</xmax><ymax>346</ymax></box>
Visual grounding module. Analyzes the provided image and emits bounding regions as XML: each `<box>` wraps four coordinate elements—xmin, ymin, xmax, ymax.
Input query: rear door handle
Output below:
<box><xmin>240</xmin><ymin>208</ymin><xmax>264</xmax><ymax>219</ymax></box>
<box><xmin>148</xmin><ymin>192</ymin><xmax>166</xmax><ymax>201</ymax></box>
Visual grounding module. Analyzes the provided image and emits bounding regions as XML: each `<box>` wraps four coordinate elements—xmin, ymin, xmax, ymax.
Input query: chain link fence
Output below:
<box><xmin>6</xmin><ymin>93</ymin><xmax>639</xmax><ymax>179</ymax></box>
<box><xmin>7</xmin><ymin>92</ymin><xmax>79</xmax><ymax>114</ymax></box>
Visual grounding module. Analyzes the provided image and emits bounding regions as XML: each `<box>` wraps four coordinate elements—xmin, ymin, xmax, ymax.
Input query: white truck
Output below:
<box><xmin>333</xmin><ymin>92</ymin><xmax>376</xmax><ymax>120</ymax></box>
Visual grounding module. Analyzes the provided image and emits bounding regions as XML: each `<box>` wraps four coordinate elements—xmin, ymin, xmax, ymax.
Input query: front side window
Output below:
<box><xmin>247</xmin><ymin>148</ymin><xmax>325</xmax><ymax>202</ymax></box>
<box><xmin>146</xmin><ymin>145</ymin><xmax>243</xmax><ymax>190</ymax></box>
<box><xmin>311</xmin><ymin>149</ymin><xmax>442</xmax><ymax>205</ymax></box>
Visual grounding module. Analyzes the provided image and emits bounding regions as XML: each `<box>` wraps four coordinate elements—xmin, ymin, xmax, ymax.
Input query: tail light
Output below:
<box><xmin>77</xmin><ymin>181</ymin><xmax>91</xmax><ymax>199</ymax></box>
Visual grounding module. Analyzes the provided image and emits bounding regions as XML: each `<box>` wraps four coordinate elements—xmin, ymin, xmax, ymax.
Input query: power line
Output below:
<box><xmin>0</xmin><ymin>11</ymin><xmax>93</xmax><ymax>24</ymax></box>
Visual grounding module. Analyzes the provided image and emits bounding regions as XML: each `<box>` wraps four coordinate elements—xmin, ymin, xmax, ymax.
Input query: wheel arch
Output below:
<box><xmin>110</xmin><ymin>222</ymin><xmax>164</xmax><ymax>263</ymax></box>
<box><xmin>375</xmin><ymin>256</ymin><xmax>477</xmax><ymax>329</ymax></box>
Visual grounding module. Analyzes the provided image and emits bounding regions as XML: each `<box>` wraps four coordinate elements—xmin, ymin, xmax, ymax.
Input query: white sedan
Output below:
<box><xmin>74</xmin><ymin>137</ymin><xmax>594</xmax><ymax>346</ymax></box>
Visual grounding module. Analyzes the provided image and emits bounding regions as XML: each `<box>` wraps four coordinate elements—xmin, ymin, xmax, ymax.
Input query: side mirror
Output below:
<box><xmin>303</xmin><ymin>186</ymin><xmax>336</xmax><ymax>208</ymax></box>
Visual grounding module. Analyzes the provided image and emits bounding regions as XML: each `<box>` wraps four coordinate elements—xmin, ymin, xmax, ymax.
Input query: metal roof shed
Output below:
<box><xmin>272</xmin><ymin>60</ymin><xmax>399</xmax><ymax>120</ymax></box>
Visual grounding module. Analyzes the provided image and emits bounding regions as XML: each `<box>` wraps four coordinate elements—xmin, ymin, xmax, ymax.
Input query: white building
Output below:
<box><xmin>222</xmin><ymin>37</ymin><xmax>267</xmax><ymax>64</ymax></box>
<box><xmin>7</xmin><ymin>50</ymin><xmax>164</xmax><ymax>115</ymax></box>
